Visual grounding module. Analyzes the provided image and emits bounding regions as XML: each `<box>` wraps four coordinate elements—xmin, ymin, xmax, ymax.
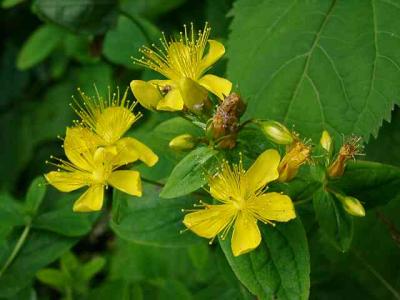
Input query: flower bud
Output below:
<box><xmin>278</xmin><ymin>141</ymin><xmax>310</xmax><ymax>182</ymax></box>
<box><xmin>169</xmin><ymin>134</ymin><xmax>195</xmax><ymax>151</ymax></box>
<box><xmin>320</xmin><ymin>130</ymin><xmax>332</xmax><ymax>153</ymax></box>
<box><xmin>257</xmin><ymin>120</ymin><xmax>293</xmax><ymax>145</ymax></box>
<box><xmin>334</xmin><ymin>192</ymin><xmax>365</xmax><ymax>217</ymax></box>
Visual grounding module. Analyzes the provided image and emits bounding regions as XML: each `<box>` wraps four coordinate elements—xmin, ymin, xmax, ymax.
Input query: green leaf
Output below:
<box><xmin>17</xmin><ymin>24</ymin><xmax>63</xmax><ymax>70</ymax></box>
<box><xmin>0</xmin><ymin>231</ymin><xmax>76</xmax><ymax>298</ymax></box>
<box><xmin>160</xmin><ymin>147</ymin><xmax>218</xmax><ymax>198</ymax></box>
<box><xmin>111</xmin><ymin>183</ymin><xmax>200</xmax><ymax>247</ymax></box>
<box><xmin>80</xmin><ymin>257</ymin><xmax>106</xmax><ymax>281</ymax></box>
<box><xmin>313</xmin><ymin>188</ymin><xmax>353</xmax><ymax>252</ymax></box>
<box><xmin>228</xmin><ymin>0</ymin><xmax>400</xmax><ymax>141</ymax></box>
<box><xmin>32</xmin><ymin>206</ymin><xmax>93</xmax><ymax>237</ymax></box>
<box><xmin>36</xmin><ymin>268</ymin><xmax>66</xmax><ymax>291</ymax></box>
<box><xmin>330</xmin><ymin>160</ymin><xmax>400</xmax><ymax>208</ymax></box>
<box><xmin>134</xmin><ymin>116</ymin><xmax>203</xmax><ymax>182</ymax></box>
<box><xmin>103</xmin><ymin>15</ymin><xmax>147</xmax><ymax>69</ymax></box>
<box><xmin>119</xmin><ymin>0</ymin><xmax>186</xmax><ymax>19</ymax></box>
<box><xmin>219</xmin><ymin>219</ymin><xmax>310</xmax><ymax>300</ymax></box>
<box><xmin>25</xmin><ymin>177</ymin><xmax>46</xmax><ymax>216</ymax></box>
<box><xmin>1</xmin><ymin>0</ymin><xmax>24</xmax><ymax>9</ymax></box>
<box><xmin>33</xmin><ymin>0</ymin><xmax>117</xmax><ymax>34</ymax></box>
<box><xmin>0</xmin><ymin>193</ymin><xmax>25</xmax><ymax>238</ymax></box>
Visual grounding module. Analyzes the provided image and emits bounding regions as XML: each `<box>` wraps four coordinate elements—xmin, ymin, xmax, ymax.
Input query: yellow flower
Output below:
<box><xmin>130</xmin><ymin>23</ymin><xmax>232</xmax><ymax>111</ymax></box>
<box><xmin>183</xmin><ymin>149</ymin><xmax>296</xmax><ymax>256</ymax></box>
<box><xmin>45</xmin><ymin>127</ymin><xmax>144</xmax><ymax>212</ymax></box>
<box><xmin>72</xmin><ymin>87</ymin><xmax>158</xmax><ymax>167</ymax></box>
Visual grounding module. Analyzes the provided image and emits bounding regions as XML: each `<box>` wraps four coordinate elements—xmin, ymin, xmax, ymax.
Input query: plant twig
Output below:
<box><xmin>0</xmin><ymin>222</ymin><xmax>31</xmax><ymax>278</ymax></box>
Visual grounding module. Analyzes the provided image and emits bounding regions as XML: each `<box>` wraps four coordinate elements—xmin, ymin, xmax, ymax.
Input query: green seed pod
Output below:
<box><xmin>169</xmin><ymin>134</ymin><xmax>195</xmax><ymax>151</ymax></box>
<box><xmin>257</xmin><ymin>120</ymin><xmax>294</xmax><ymax>145</ymax></box>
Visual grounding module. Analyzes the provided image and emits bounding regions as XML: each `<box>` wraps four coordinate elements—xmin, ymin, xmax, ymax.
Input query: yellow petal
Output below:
<box><xmin>178</xmin><ymin>77</ymin><xmax>208</xmax><ymax>111</ymax></box>
<box><xmin>64</xmin><ymin>127</ymin><xmax>101</xmax><ymax>171</ymax></box>
<box><xmin>108</xmin><ymin>170</ymin><xmax>142</xmax><ymax>196</ymax></box>
<box><xmin>156</xmin><ymin>88</ymin><xmax>184</xmax><ymax>111</ymax></box>
<box><xmin>231</xmin><ymin>212</ymin><xmax>261</xmax><ymax>256</ymax></box>
<box><xmin>246</xmin><ymin>149</ymin><xmax>280</xmax><ymax>191</ymax></box>
<box><xmin>45</xmin><ymin>171</ymin><xmax>89</xmax><ymax>192</ymax></box>
<box><xmin>198</xmin><ymin>74</ymin><xmax>232</xmax><ymax>100</ymax></box>
<box><xmin>115</xmin><ymin>137</ymin><xmax>158</xmax><ymax>167</ymax></box>
<box><xmin>96</xmin><ymin>107</ymin><xmax>137</xmax><ymax>144</ymax></box>
<box><xmin>199</xmin><ymin>40</ymin><xmax>225</xmax><ymax>73</ymax></box>
<box><xmin>250</xmin><ymin>192</ymin><xmax>296</xmax><ymax>222</ymax></box>
<box><xmin>183</xmin><ymin>204</ymin><xmax>236</xmax><ymax>239</ymax></box>
<box><xmin>130</xmin><ymin>80</ymin><xmax>162</xmax><ymax>110</ymax></box>
<box><xmin>73</xmin><ymin>185</ymin><xmax>104</xmax><ymax>212</ymax></box>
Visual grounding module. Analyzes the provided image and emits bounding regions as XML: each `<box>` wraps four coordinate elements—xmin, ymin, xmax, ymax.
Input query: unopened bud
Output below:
<box><xmin>334</xmin><ymin>193</ymin><xmax>365</xmax><ymax>217</ymax></box>
<box><xmin>278</xmin><ymin>141</ymin><xmax>311</xmax><ymax>182</ymax></box>
<box><xmin>320</xmin><ymin>130</ymin><xmax>332</xmax><ymax>153</ymax></box>
<box><xmin>257</xmin><ymin>120</ymin><xmax>293</xmax><ymax>145</ymax></box>
<box><xmin>169</xmin><ymin>134</ymin><xmax>195</xmax><ymax>151</ymax></box>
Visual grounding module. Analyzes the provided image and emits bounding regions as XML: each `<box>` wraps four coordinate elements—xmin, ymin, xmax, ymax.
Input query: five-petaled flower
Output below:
<box><xmin>45</xmin><ymin>87</ymin><xmax>158</xmax><ymax>212</ymax></box>
<box><xmin>130</xmin><ymin>23</ymin><xmax>232</xmax><ymax>112</ymax></box>
<box><xmin>183</xmin><ymin>149</ymin><xmax>296</xmax><ymax>256</ymax></box>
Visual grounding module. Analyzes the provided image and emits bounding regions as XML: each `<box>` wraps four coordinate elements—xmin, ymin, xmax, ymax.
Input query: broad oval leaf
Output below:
<box><xmin>228</xmin><ymin>0</ymin><xmax>400</xmax><ymax>141</ymax></box>
<box><xmin>313</xmin><ymin>188</ymin><xmax>353</xmax><ymax>252</ymax></box>
<box><xmin>160</xmin><ymin>146</ymin><xmax>218</xmax><ymax>198</ymax></box>
<box><xmin>33</xmin><ymin>0</ymin><xmax>117</xmax><ymax>34</ymax></box>
<box><xmin>17</xmin><ymin>24</ymin><xmax>63</xmax><ymax>70</ymax></box>
<box><xmin>103</xmin><ymin>15</ymin><xmax>147</xmax><ymax>69</ymax></box>
<box><xmin>329</xmin><ymin>160</ymin><xmax>400</xmax><ymax>208</ymax></box>
<box><xmin>111</xmin><ymin>183</ymin><xmax>201</xmax><ymax>247</ymax></box>
<box><xmin>219</xmin><ymin>219</ymin><xmax>310</xmax><ymax>300</ymax></box>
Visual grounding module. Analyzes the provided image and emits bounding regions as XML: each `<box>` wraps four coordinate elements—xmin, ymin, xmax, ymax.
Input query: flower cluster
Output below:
<box><xmin>44</xmin><ymin>22</ymin><xmax>366</xmax><ymax>257</ymax></box>
<box><xmin>45</xmin><ymin>88</ymin><xmax>158</xmax><ymax>212</ymax></box>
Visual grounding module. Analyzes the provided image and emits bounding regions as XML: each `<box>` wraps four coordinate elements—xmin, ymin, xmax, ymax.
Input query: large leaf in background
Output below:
<box><xmin>160</xmin><ymin>147</ymin><xmax>218</xmax><ymax>198</ymax></box>
<box><xmin>313</xmin><ymin>188</ymin><xmax>353</xmax><ymax>252</ymax></box>
<box><xmin>330</xmin><ymin>160</ymin><xmax>400</xmax><ymax>208</ymax></box>
<box><xmin>111</xmin><ymin>183</ymin><xmax>200</xmax><ymax>247</ymax></box>
<box><xmin>220</xmin><ymin>219</ymin><xmax>310</xmax><ymax>300</ymax></box>
<box><xmin>17</xmin><ymin>24</ymin><xmax>64</xmax><ymax>70</ymax></box>
<box><xmin>309</xmin><ymin>193</ymin><xmax>400</xmax><ymax>299</ymax></box>
<box><xmin>0</xmin><ymin>231</ymin><xmax>76</xmax><ymax>298</ymax></box>
<box><xmin>33</xmin><ymin>0</ymin><xmax>117</xmax><ymax>34</ymax></box>
<box><xmin>103</xmin><ymin>15</ymin><xmax>147</xmax><ymax>69</ymax></box>
<box><xmin>119</xmin><ymin>0</ymin><xmax>186</xmax><ymax>19</ymax></box>
<box><xmin>228</xmin><ymin>0</ymin><xmax>400</xmax><ymax>141</ymax></box>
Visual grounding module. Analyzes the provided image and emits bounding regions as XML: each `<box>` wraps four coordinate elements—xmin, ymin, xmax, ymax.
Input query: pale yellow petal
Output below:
<box><xmin>250</xmin><ymin>192</ymin><xmax>296</xmax><ymax>222</ymax></box>
<box><xmin>198</xmin><ymin>74</ymin><xmax>232</xmax><ymax>100</ymax></box>
<box><xmin>130</xmin><ymin>80</ymin><xmax>162</xmax><ymax>110</ymax></box>
<box><xmin>64</xmin><ymin>127</ymin><xmax>102</xmax><ymax>171</ymax></box>
<box><xmin>96</xmin><ymin>107</ymin><xmax>137</xmax><ymax>144</ymax></box>
<box><xmin>178</xmin><ymin>77</ymin><xmax>208</xmax><ymax>111</ymax></box>
<box><xmin>199</xmin><ymin>40</ymin><xmax>225</xmax><ymax>73</ymax></box>
<box><xmin>45</xmin><ymin>171</ymin><xmax>89</xmax><ymax>192</ymax></box>
<box><xmin>108</xmin><ymin>170</ymin><xmax>142</xmax><ymax>197</ymax></box>
<box><xmin>114</xmin><ymin>137</ymin><xmax>158</xmax><ymax>167</ymax></box>
<box><xmin>246</xmin><ymin>149</ymin><xmax>281</xmax><ymax>191</ymax></box>
<box><xmin>73</xmin><ymin>185</ymin><xmax>104</xmax><ymax>212</ymax></box>
<box><xmin>183</xmin><ymin>204</ymin><xmax>236</xmax><ymax>239</ymax></box>
<box><xmin>231</xmin><ymin>212</ymin><xmax>261</xmax><ymax>256</ymax></box>
<box><xmin>156</xmin><ymin>88</ymin><xmax>184</xmax><ymax>111</ymax></box>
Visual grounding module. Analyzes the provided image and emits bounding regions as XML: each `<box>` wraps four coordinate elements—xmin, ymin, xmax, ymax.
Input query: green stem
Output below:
<box><xmin>239</xmin><ymin>118</ymin><xmax>256</xmax><ymax>129</ymax></box>
<box><xmin>0</xmin><ymin>222</ymin><xmax>31</xmax><ymax>278</ymax></box>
